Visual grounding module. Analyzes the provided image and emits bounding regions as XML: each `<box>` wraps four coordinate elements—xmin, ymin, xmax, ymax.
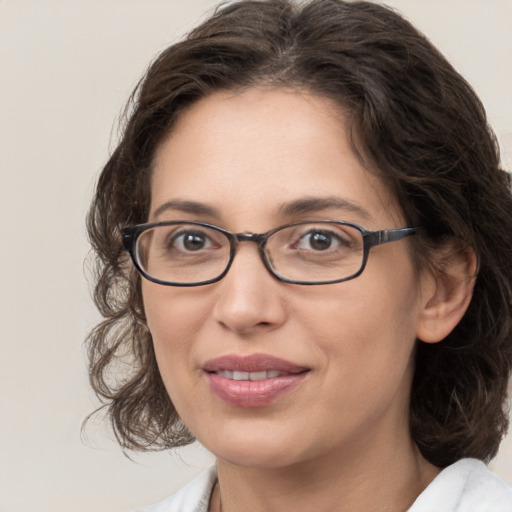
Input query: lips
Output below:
<box><xmin>203</xmin><ymin>354</ymin><xmax>309</xmax><ymax>407</ymax></box>
<box><xmin>215</xmin><ymin>369</ymin><xmax>287</xmax><ymax>380</ymax></box>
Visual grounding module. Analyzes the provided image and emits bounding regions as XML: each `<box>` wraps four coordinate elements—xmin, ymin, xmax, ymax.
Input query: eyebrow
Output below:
<box><xmin>278</xmin><ymin>196</ymin><xmax>372</xmax><ymax>221</ymax></box>
<box><xmin>152</xmin><ymin>196</ymin><xmax>372</xmax><ymax>222</ymax></box>
<box><xmin>152</xmin><ymin>199</ymin><xmax>220</xmax><ymax>219</ymax></box>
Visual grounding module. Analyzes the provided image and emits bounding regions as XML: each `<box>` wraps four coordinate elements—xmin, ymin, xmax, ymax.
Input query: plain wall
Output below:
<box><xmin>0</xmin><ymin>1</ymin><xmax>510</xmax><ymax>511</ymax></box>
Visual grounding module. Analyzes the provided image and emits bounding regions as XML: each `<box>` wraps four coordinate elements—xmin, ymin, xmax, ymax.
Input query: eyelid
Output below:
<box><xmin>299</xmin><ymin>226</ymin><xmax>351</xmax><ymax>243</ymax></box>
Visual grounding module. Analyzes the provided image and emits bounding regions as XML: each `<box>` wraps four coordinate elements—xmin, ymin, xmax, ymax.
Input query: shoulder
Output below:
<box><xmin>136</xmin><ymin>466</ymin><xmax>218</xmax><ymax>512</ymax></box>
<box><xmin>409</xmin><ymin>458</ymin><xmax>512</xmax><ymax>512</ymax></box>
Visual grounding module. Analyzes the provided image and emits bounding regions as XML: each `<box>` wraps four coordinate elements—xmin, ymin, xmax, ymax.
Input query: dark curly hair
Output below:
<box><xmin>86</xmin><ymin>0</ymin><xmax>512</xmax><ymax>467</ymax></box>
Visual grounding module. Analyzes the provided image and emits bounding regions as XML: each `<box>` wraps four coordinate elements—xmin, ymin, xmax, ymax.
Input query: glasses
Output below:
<box><xmin>122</xmin><ymin>220</ymin><xmax>419</xmax><ymax>286</ymax></box>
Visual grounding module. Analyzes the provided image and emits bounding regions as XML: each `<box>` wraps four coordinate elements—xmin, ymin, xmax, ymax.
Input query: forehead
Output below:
<box><xmin>150</xmin><ymin>87</ymin><xmax>402</xmax><ymax>229</ymax></box>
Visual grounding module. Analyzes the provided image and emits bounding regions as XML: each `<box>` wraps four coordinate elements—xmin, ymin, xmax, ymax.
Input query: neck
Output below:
<box><xmin>210</xmin><ymin>430</ymin><xmax>439</xmax><ymax>512</ymax></box>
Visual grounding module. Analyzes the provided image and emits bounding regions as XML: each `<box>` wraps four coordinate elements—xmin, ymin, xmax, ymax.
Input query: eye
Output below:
<box><xmin>296</xmin><ymin>229</ymin><xmax>348</xmax><ymax>251</ymax></box>
<box><xmin>171</xmin><ymin>230</ymin><xmax>214</xmax><ymax>252</ymax></box>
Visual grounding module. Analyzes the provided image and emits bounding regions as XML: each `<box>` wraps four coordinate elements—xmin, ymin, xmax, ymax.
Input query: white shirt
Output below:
<box><xmin>408</xmin><ymin>459</ymin><xmax>512</xmax><ymax>511</ymax></box>
<box><xmin>137</xmin><ymin>459</ymin><xmax>512</xmax><ymax>512</ymax></box>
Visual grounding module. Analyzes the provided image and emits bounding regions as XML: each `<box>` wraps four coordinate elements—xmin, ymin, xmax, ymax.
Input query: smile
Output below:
<box><xmin>203</xmin><ymin>354</ymin><xmax>310</xmax><ymax>407</ymax></box>
<box><xmin>214</xmin><ymin>370</ymin><xmax>289</xmax><ymax>380</ymax></box>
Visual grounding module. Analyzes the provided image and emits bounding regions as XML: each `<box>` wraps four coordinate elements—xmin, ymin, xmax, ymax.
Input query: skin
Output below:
<box><xmin>142</xmin><ymin>88</ymin><xmax>473</xmax><ymax>512</ymax></box>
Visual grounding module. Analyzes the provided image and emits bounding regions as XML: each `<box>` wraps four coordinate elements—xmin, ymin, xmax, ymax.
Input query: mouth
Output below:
<box><xmin>213</xmin><ymin>369</ymin><xmax>293</xmax><ymax>381</ymax></box>
<box><xmin>203</xmin><ymin>353</ymin><xmax>309</xmax><ymax>374</ymax></box>
<box><xmin>203</xmin><ymin>354</ymin><xmax>310</xmax><ymax>407</ymax></box>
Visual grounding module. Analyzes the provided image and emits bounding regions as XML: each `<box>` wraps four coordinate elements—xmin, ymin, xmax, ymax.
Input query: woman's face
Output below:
<box><xmin>143</xmin><ymin>88</ymin><xmax>432</xmax><ymax>469</ymax></box>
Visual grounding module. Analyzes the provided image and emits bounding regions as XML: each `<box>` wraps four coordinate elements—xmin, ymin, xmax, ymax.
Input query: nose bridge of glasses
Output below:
<box><xmin>230</xmin><ymin>232</ymin><xmax>270</xmax><ymax>270</ymax></box>
<box><xmin>233</xmin><ymin>232</ymin><xmax>267</xmax><ymax>247</ymax></box>
<box><xmin>228</xmin><ymin>233</ymin><xmax>272</xmax><ymax>273</ymax></box>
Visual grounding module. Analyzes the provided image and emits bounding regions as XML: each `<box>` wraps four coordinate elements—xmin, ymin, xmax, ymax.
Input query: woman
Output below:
<box><xmin>86</xmin><ymin>0</ymin><xmax>512</xmax><ymax>510</ymax></box>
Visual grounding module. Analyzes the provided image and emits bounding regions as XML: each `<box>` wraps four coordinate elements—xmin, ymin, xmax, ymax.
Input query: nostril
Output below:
<box><xmin>249</xmin><ymin>321</ymin><xmax>272</xmax><ymax>330</ymax></box>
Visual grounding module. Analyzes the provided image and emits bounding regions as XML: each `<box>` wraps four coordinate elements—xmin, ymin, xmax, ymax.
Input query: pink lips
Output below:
<box><xmin>203</xmin><ymin>354</ymin><xmax>309</xmax><ymax>408</ymax></box>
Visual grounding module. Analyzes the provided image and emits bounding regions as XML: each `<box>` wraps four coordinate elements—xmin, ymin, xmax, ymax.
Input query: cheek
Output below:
<box><xmin>301</xmin><ymin>265</ymin><xmax>422</xmax><ymax>378</ymax></box>
<box><xmin>315</xmin><ymin>296</ymin><xmax>418</xmax><ymax>423</ymax></box>
<box><xmin>142</xmin><ymin>284</ymin><xmax>205</xmax><ymax>381</ymax></box>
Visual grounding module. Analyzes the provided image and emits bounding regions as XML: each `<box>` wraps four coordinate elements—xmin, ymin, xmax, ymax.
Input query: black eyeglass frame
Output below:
<box><xmin>122</xmin><ymin>220</ymin><xmax>420</xmax><ymax>287</ymax></box>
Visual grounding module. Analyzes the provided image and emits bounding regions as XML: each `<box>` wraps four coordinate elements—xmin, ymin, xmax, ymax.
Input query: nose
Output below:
<box><xmin>212</xmin><ymin>243</ymin><xmax>287</xmax><ymax>335</ymax></box>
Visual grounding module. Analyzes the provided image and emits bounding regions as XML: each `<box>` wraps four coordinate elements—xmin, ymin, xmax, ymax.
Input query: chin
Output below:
<box><xmin>196</xmin><ymin>423</ymin><xmax>307</xmax><ymax>470</ymax></box>
<box><xmin>216</xmin><ymin>445</ymin><xmax>301</xmax><ymax>470</ymax></box>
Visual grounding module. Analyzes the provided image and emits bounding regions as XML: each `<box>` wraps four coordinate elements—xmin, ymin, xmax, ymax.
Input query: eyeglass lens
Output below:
<box><xmin>135</xmin><ymin>222</ymin><xmax>365</xmax><ymax>285</ymax></box>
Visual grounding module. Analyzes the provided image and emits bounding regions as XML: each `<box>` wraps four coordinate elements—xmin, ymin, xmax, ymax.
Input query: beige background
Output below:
<box><xmin>0</xmin><ymin>1</ymin><xmax>511</xmax><ymax>511</ymax></box>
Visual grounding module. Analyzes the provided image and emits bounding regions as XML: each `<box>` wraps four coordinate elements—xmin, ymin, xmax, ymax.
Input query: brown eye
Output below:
<box><xmin>309</xmin><ymin>231</ymin><xmax>332</xmax><ymax>251</ymax></box>
<box><xmin>172</xmin><ymin>230</ymin><xmax>213</xmax><ymax>252</ymax></box>
<box><xmin>297</xmin><ymin>230</ymin><xmax>347</xmax><ymax>251</ymax></box>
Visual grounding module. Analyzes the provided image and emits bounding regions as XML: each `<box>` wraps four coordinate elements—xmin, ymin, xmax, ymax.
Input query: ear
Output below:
<box><xmin>416</xmin><ymin>241</ymin><xmax>478</xmax><ymax>344</ymax></box>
